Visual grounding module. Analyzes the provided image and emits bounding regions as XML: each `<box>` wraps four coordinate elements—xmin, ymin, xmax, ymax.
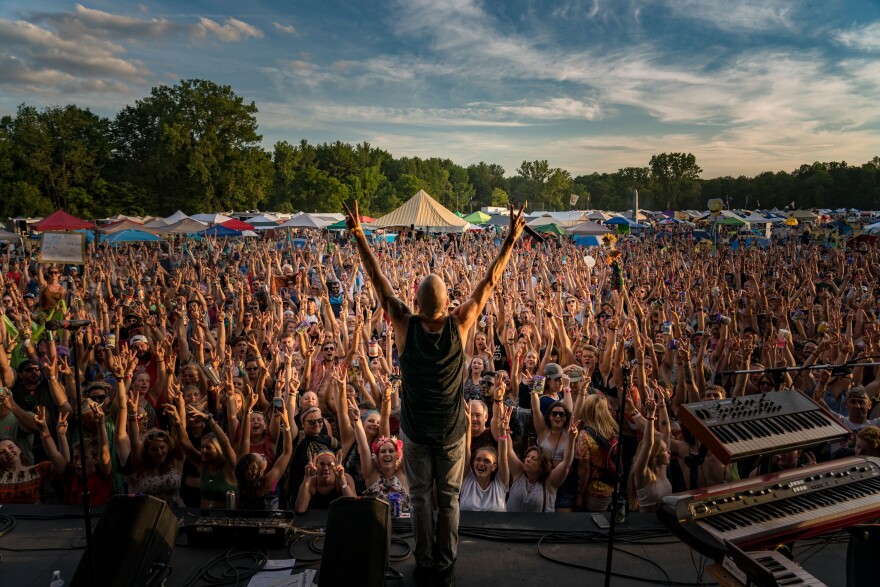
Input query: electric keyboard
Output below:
<box><xmin>724</xmin><ymin>541</ymin><xmax>827</xmax><ymax>587</ymax></box>
<box><xmin>677</xmin><ymin>392</ymin><xmax>850</xmax><ymax>464</ymax></box>
<box><xmin>658</xmin><ymin>456</ymin><xmax>880</xmax><ymax>559</ymax></box>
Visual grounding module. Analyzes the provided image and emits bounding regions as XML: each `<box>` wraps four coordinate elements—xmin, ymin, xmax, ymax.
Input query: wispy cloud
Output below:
<box><xmin>193</xmin><ymin>17</ymin><xmax>264</xmax><ymax>42</ymax></box>
<box><xmin>0</xmin><ymin>17</ymin><xmax>149</xmax><ymax>86</ymax></box>
<box><xmin>273</xmin><ymin>22</ymin><xmax>297</xmax><ymax>35</ymax></box>
<box><xmin>33</xmin><ymin>3</ymin><xmax>178</xmax><ymax>38</ymax></box>
<box><xmin>659</xmin><ymin>0</ymin><xmax>798</xmax><ymax>33</ymax></box>
<box><xmin>834</xmin><ymin>21</ymin><xmax>880</xmax><ymax>52</ymax></box>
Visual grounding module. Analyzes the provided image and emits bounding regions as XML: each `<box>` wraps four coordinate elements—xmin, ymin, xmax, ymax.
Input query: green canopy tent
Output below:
<box><xmin>716</xmin><ymin>216</ymin><xmax>746</xmax><ymax>226</ymax></box>
<box><xmin>532</xmin><ymin>223</ymin><xmax>567</xmax><ymax>237</ymax></box>
<box><xmin>463</xmin><ymin>211</ymin><xmax>491</xmax><ymax>224</ymax></box>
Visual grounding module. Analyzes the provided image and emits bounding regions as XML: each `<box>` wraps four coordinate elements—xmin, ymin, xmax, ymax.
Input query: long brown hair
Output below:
<box><xmin>578</xmin><ymin>394</ymin><xmax>618</xmax><ymax>440</ymax></box>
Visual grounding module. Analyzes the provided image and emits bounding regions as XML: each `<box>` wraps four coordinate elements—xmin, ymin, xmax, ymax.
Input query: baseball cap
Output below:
<box><xmin>130</xmin><ymin>334</ymin><xmax>149</xmax><ymax>346</ymax></box>
<box><xmin>848</xmin><ymin>387</ymin><xmax>869</xmax><ymax>401</ymax></box>
<box><xmin>544</xmin><ymin>363</ymin><xmax>564</xmax><ymax>379</ymax></box>
<box><xmin>567</xmin><ymin>367</ymin><xmax>584</xmax><ymax>383</ymax></box>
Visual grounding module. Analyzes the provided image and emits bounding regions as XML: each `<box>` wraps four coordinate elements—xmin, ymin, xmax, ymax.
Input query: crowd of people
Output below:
<box><xmin>2</xmin><ymin>215</ymin><xmax>879</xmax><ymax>525</ymax></box>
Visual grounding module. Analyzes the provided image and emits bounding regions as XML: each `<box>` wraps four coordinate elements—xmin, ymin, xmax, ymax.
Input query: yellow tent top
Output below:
<box><xmin>372</xmin><ymin>189</ymin><xmax>470</xmax><ymax>232</ymax></box>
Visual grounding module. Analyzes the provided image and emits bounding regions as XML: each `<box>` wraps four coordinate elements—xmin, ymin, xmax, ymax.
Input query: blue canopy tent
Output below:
<box><xmin>106</xmin><ymin>230</ymin><xmax>162</xmax><ymax>245</ymax></box>
<box><xmin>374</xmin><ymin>233</ymin><xmax>398</xmax><ymax>243</ymax></box>
<box><xmin>604</xmin><ymin>216</ymin><xmax>633</xmax><ymax>225</ymax></box>
<box><xmin>824</xmin><ymin>220</ymin><xmax>853</xmax><ymax>235</ymax></box>
<box><xmin>196</xmin><ymin>225</ymin><xmax>242</xmax><ymax>238</ymax></box>
<box><xmin>692</xmin><ymin>230</ymin><xmax>712</xmax><ymax>242</ymax></box>
<box><xmin>573</xmin><ymin>235</ymin><xmax>602</xmax><ymax>247</ymax></box>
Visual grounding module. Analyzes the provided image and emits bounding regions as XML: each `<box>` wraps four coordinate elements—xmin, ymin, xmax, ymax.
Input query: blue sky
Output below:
<box><xmin>1</xmin><ymin>1</ymin><xmax>879</xmax><ymax>178</ymax></box>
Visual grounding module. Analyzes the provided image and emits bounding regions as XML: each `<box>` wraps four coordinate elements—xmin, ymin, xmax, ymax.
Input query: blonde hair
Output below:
<box><xmin>578</xmin><ymin>394</ymin><xmax>618</xmax><ymax>440</ymax></box>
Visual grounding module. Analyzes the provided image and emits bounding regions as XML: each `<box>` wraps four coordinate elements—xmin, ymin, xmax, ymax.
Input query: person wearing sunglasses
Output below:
<box><xmin>283</xmin><ymin>405</ymin><xmax>340</xmax><ymax>509</ymax></box>
<box><xmin>36</xmin><ymin>265</ymin><xmax>67</xmax><ymax>311</ymax></box>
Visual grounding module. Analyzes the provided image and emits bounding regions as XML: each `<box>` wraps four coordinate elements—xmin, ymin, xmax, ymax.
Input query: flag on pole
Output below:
<box><xmin>569</xmin><ymin>193</ymin><xmax>579</xmax><ymax>206</ymax></box>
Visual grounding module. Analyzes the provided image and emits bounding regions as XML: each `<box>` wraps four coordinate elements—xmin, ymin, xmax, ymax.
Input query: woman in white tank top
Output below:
<box><xmin>505</xmin><ymin>416</ymin><xmax>579</xmax><ymax>512</ymax></box>
<box><xmin>460</xmin><ymin>410</ymin><xmax>511</xmax><ymax>512</ymax></box>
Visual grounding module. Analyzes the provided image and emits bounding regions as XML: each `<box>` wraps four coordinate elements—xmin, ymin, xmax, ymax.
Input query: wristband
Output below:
<box><xmin>645</xmin><ymin>417</ymin><xmax>655</xmax><ymax>421</ymax></box>
<box><xmin>124</xmin><ymin>374</ymin><xmax>133</xmax><ymax>380</ymax></box>
<box><xmin>340</xmin><ymin>482</ymin><xmax>349</xmax><ymax>490</ymax></box>
<box><xmin>350</xmin><ymin>226</ymin><xmax>364</xmax><ymax>236</ymax></box>
<box><xmin>41</xmin><ymin>433</ymin><xmax>51</xmax><ymax>440</ymax></box>
<box><xmin>563</xmin><ymin>387</ymin><xmax>571</xmax><ymax>394</ymax></box>
<box><xmin>49</xmin><ymin>376</ymin><xmax>57</xmax><ymax>382</ymax></box>
<box><xmin>493</xmin><ymin>399</ymin><xmax>503</xmax><ymax>404</ymax></box>
<box><xmin>498</xmin><ymin>434</ymin><xmax>508</xmax><ymax>440</ymax></box>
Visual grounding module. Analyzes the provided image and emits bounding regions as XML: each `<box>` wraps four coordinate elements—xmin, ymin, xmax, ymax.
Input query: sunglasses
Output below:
<box><xmin>89</xmin><ymin>395</ymin><xmax>108</xmax><ymax>402</ymax></box>
<box><xmin>22</xmin><ymin>367</ymin><xmax>42</xmax><ymax>373</ymax></box>
<box><xmin>480</xmin><ymin>381</ymin><xmax>493</xmax><ymax>387</ymax></box>
<box><xmin>322</xmin><ymin>347</ymin><xmax>335</xmax><ymax>352</ymax></box>
<box><xmin>245</xmin><ymin>366</ymin><xmax>259</xmax><ymax>371</ymax></box>
<box><xmin>550</xmin><ymin>411</ymin><xmax>567</xmax><ymax>418</ymax></box>
<box><xmin>305</xmin><ymin>417</ymin><xmax>324</xmax><ymax>425</ymax></box>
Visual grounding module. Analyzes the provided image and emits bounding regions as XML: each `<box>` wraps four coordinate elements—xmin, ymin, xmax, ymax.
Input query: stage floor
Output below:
<box><xmin>0</xmin><ymin>505</ymin><xmax>850</xmax><ymax>586</ymax></box>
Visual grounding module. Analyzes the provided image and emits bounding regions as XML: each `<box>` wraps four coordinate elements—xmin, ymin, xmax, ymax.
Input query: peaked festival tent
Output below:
<box><xmin>220</xmin><ymin>219</ymin><xmax>255</xmax><ymax>231</ymax></box>
<box><xmin>463</xmin><ymin>211</ymin><xmax>491</xmax><ymax>224</ymax></box>
<box><xmin>158</xmin><ymin>218</ymin><xmax>208</xmax><ymax>234</ymax></box>
<box><xmin>246</xmin><ymin>213</ymin><xmax>280</xmax><ymax>226</ymax></box>
<box><xmin>278</xmin><ymin>214</ymin><xmax>332</xmax><ymax>229</ymax></box>
<box><xmin>372</xmin><ymin>189</ymin><xmax>469</xmax><ymax>232</ymax></box>
<box><xmin>191</xmin><ymin>213</ymin><xmax>233</xmax><ymax>224</ymax></box>
<box><xmin>197</xmin><ymin>225</ymin><xmax>241</xmax><ymax>238</ymax></box>
<box><xmin>567</xmin><ymin>220</ymin><xmax>612</xmax><ymax>236</ymax></box>
<box><xmin>99</xmin><ymin>219</ymin><xmax>147</xmax><ymax>234</ymax></box>
<box><xmin>163</xmin><ymin>210</ymin><xmax>189</xmax><ymax>224</ymax></box>
<box><xmin>32</xmin><ymin>210</ymin><xmax>93</xmax><ymax>231</ymax></box>
<box><xmin>106</xmin><ymin>230</ymin><xmax>162</xmax><ymax>244</ymax></box>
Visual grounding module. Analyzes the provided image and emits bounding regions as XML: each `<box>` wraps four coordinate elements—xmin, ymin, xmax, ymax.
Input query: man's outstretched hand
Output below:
<box><xmin>343</xmin><ymin>200</ymin><xmax>361</xmax><ymax>233</ymax></box>
<box><xmin>508</xmin><ymin>204</ymin><xmax>527</xmax><ymax>242</ymax></box>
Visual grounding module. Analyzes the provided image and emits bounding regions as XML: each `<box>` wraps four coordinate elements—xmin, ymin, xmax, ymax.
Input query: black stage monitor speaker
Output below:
<box><xmin>848</xmin><ymin>525</ymin><xmax>880</xmax><ymax>587</ymax></box>
<box><xmin>318</xmin><ymin>496</ymin><xmax>390</xmax><ymax>586</ymax></box>
<box><xmin>72</xmin><ymin>494</ymin><xmax>178</xmax><ymax>587</ymax></box>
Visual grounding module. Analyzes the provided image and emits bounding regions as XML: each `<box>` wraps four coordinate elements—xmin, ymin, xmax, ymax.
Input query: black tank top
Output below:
<box><xmin>399</xmin><ymin>315</ymin><xmax>467</xmax><ymax>446</ymax></box>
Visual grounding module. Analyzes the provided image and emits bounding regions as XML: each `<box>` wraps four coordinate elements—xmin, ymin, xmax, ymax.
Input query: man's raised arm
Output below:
<box><xmin>343</xmin><ymin>202</ymin><xmax>411</xmax><ymax>330</ymax></box>
<box><xmin>455</xmin><ymin>205</ymin><xmax>526</xmax><ymax>333</ymax></box>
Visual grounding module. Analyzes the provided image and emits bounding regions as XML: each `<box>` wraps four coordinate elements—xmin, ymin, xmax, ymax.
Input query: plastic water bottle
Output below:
<box><xmin>50</xmin><ymin>570</ymin><xmax>64</xmax><ymax>587</ymax></box>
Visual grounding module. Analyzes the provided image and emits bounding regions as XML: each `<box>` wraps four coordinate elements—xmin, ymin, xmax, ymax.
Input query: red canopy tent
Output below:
<box><xmin>221</xmin><ymin>218</ymin><xmax>255</xmax><ymax>231</ymax></box>
<box><xmin>32</xmin><ymin>210</ymin><xmax>93</xmax><ymax>231</ymax></box>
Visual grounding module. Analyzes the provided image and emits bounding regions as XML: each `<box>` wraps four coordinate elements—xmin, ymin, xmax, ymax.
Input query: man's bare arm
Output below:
<box><xmin>343</xmin><ymin>203</ymin><xmax>411</xmax><ymax>336</ymax></box>
<box><xmin>455</xmin><ymin>205</ymin><xmax>526</xmax><ymax>333</ymax></box>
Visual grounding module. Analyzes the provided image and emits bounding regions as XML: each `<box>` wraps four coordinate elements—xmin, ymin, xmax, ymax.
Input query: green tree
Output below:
<box><xmin>490</xmin><ymin>188</ymin><xmax>509</xmax><ymax>207</ymax></box>
<box><xmin>468</xmin><ymin>162</ymin><xmax>507</xmax><ymax>208</ymax></box>
<box><xmin>111</xmin><ymin>79</ymin><xmax>272</xmax><ymax>213</ymax></box>
<box><xmin>649</xmin><ymin>153</ymin><xmax>702</xmax><ymax>210</ymax></box>
<box><xmin>4</xmin><ymin>104</ymin><xmax>113</xmax><ymax>215</ymax></box>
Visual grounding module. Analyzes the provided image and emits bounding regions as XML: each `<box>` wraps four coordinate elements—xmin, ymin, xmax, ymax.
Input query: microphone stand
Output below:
<box><xmin>66</xmin><ymin>324</ymin><xmax>96</xmax><ymax>585</ymax></box>
<box><xmin>603</xmin><ymin>361</ymin><xmax>631</xmax><ymax>587</ymax></box>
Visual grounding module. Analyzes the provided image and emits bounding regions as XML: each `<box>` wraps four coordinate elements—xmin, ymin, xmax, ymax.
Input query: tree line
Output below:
<box><xmin>1</xmin><ymin>79</ymin><xmax>878</xmax><ymax>219</ymax></box>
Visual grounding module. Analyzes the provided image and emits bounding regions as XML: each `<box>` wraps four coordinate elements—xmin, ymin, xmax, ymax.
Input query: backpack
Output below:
<box><xmin>586</xmin><ymin>426</ymin><xmax>619</xmax><ymax>485</ymax></box>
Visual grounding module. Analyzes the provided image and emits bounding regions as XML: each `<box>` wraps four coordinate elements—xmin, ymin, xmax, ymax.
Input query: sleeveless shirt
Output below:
<box><xmin>399</xmin><ymin>315</ymin><xmax>466</xmax><ymax>446</ymax></box>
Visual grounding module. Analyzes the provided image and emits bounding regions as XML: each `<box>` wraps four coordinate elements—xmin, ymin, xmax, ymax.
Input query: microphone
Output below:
<box><xmin>522</xmin><ymin>224</ymin><xmax>546</xmax><ymax>244</ymax></box>
<box><xmin>44</xmin><ymin>319</ymin><xmax>92</xmax><ymax>331</ymax></box>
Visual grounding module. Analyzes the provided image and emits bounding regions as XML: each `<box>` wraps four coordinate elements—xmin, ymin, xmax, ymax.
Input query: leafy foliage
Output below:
<box><xmin>0</xmin><ymin>81</ymin><xmax>878</xmax><ymax>219</ymax></box>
